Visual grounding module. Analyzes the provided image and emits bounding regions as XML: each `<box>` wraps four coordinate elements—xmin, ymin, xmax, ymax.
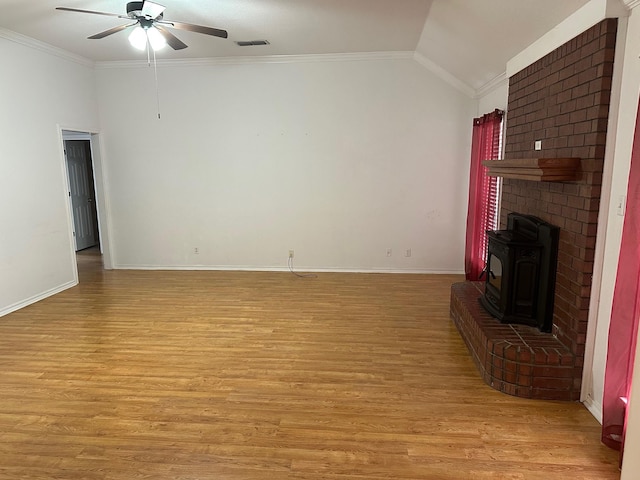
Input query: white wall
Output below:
<box><xmin>477</xmin><ymin>80</ymin><xmax>509</xmax><ymax>116</ymax></box>
<box><xmin>96</xmin><ymin>56</ymin><xmax>475</xmax><ymax>272</ymax></box>
<box><xmin>0</xmin><ymin>34</ymin><xmax>100</xmax><ymax>316</ymax></box>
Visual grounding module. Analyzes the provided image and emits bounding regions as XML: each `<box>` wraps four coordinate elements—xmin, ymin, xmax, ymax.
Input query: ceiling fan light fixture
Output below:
<box><xmin>147</xmin><ymin>26</ymin><xmax>167</xmax><ymax>50</ymax></box>
<box><xmin>128</xmin><ymin>25</ymin><xmax>147</xmax><ymax>50</ymax></box>
<box><xmin>58</xmin><ymin>2</ymin><xmax>229</xmax><ymax>51</ymax></box>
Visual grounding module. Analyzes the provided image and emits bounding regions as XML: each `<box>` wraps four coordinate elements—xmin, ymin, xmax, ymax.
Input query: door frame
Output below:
<box><xmin>58</xmin><ymin>126</ymin><xmax>114</xmax><ymax>270</ymax></box>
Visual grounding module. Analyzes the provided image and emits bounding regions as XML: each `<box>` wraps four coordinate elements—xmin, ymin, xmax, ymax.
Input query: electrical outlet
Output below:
<box><xmin>194</xmin><ymin>247</ymin><xmax>199</xmax><ymax>254</ymax></box>
<box><xmin>534</xmin><ymin>140</ymin><xmax>542</xmax><ymax>150</ymax></box>
<box><xmin>386</xmin><ymin>248</ymin><xmax>392</xmax><ymax>257</ymax></box>
<box><xmin>289</xmin><ymin>250</ymin><xmax>294</xmax><ymax>258</ymax></box>
<box><xmin>405</xmin><ymin>248</ymin><xmax>411</xmax><ymax>257</ymax></box>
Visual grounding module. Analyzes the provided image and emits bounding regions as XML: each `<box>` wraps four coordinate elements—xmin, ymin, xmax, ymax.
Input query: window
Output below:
<box><xmin>464</xmin><ymin>109</ymin><xmax>504</xmax><ymax>281</ymax></box>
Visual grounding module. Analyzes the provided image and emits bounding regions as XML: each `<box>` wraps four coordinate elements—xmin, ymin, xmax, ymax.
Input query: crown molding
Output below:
<box><xmin>507</xmin><ymin>0</ymin><xmax>629</xmax><ymax>78</ymax></box>
<box><xmin>95</xmin><ymin>51</ymin><xmax>414</xmax><ymax>69</ymax></box>
<box><xmin>0</xmin><ymin>27</ymin><xmax>93</xmax><ymax>68</ymax></box>
<box><xmin>622</xmin><ymin>0</ymin><xmax>640</xmax><ymax>9</ymax></box>
<box><xmin>412</xmin><ymin>52</ymin><xmax>475</xmax><ymax>98</ymax></box>
<box><xmin>96</xmin><ymin>49</ymin><xmax>480</xmax><ymax>100</ymax></box>
<box><xmin>475</xmin><ymin>73</ymin><xmax>508</xmax><ymax>99</ymax></box>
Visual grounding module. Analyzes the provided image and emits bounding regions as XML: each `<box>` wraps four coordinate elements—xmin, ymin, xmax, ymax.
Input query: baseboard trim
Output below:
<box><xmin>113</xmin><ymin>264</ymin><xmax>464</xmax><ymax>275</ymax></box>
<box><xmin>583</xmin><ymin>395</ymin><xmax>603</xmax><ymax>424</ymax></box>
<box><xmin>0</xmin><ymin>280</ymin><xmax>78</xmax><ymax>318</ymax></box>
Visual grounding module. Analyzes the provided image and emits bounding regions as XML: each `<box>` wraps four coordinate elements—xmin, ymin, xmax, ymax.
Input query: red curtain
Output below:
<box><xmin>602</xmin><ymin>100</ymin><xmax>640</xmax><ymax>458</ymax></box>
<box><xmin>465</xmin><ymin>109</ymin><xmax>504</xmax><ymax>281</ymax></box>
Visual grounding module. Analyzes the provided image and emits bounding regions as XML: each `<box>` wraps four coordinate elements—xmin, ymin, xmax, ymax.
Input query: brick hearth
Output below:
<box><xmin>450</xmin><ymin>282</ymin><xmax>579</xmax><ymax>400</ymax></box>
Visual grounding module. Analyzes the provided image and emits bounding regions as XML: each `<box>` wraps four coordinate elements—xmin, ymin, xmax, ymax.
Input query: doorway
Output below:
<box><xmin>65</xmin><ymin>139</ymin><xmax>99</xmax><ymax>251</ymax></box>
<box><xmin>61</xmin><ymin>128</ymin><xmax>112</xmax><ymax>277</ymax></box>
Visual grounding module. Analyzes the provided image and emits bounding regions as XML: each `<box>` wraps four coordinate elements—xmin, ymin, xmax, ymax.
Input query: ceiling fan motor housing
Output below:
<box><xmin>126</xmin><ymin>2</ymin><xmax>144</xmax><ymax>15</ymax></box>
<box><xmin>127</xmin><ymin>1</ymin><xmax>164</xmax><ymax>23</ymax></box>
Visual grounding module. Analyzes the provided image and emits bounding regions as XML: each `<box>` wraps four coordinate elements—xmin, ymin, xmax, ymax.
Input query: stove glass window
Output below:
<box><xmin>489</xmin><ymin>253</ymin><xmax>502</xmax><ymax>292</ymax></box>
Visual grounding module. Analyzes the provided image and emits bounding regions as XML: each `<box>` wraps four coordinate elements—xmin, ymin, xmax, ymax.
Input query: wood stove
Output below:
<box><xmin>480</xmin><ymin>213</ymin><xmax>559</xmax><ymax>332</ymax></box>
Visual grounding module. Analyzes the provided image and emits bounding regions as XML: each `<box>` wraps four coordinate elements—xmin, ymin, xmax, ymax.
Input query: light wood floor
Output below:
<box><xmin>0</xmin><ymin>250</ymin><xmax>620</xmax><ymax>479</ymax></box>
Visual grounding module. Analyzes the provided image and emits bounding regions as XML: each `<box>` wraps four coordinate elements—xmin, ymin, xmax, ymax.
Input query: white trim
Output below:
<box><xmin>412</xmin><ymin>52</ymin><xmax>475</xmax><ymax>98</ymax></box>
<box><xmin>112</xmin><ymin>264</ymin><xmax>465</xmax><ymax>275</ymax></box>
<box><xmin>622</xmin><ymin>0</ymin><xmax>640</xmax><ymax>9</ymax></box>
<box><xmin>97</xmin><ymin>50</ymin><xmax>478</xmax><ymax>100</ymax></box>
<box><xmin>95</xmin><ymin>51</ymin><xmax>414</xmax><ymax>69</ymax></box>
<box><xmin>56</xmin><ymin>127</ymin><xmax>82</xmax><ymax>280</ymax></box>
<box><xmin>62</xmin><ymin>130</ymin><xmax>92</xmax><ymax>141</ymax></box>
<box><xmin>583</xmin><ymin>394</ymin><xmax>604</xmax><ymax>424</ymax></box>
<box><xmin>507</xmin><ymin>0</ymin><xmax>629</xmax><ymax>79</ymax></box>
<box><xmin>59</xmin><ymin>125</ymin><xmax>99</xmax><ymax>135</ymax></box>
<box><xmin>0</xmin><ymin>27</ymin><xmax>93</xmax><ymax>68</ymax></box>
<box><xmin>0</xmin><ymin>280</ymin><xmax>77</xmax><ymax>318</ymax></box>
<box><xmin>475</xmin><ymin>73</ymin><xmax>508</xmax><ymax>99</ymax></box>
<box><xmin>581</xmin><ymin>16</ymin><xmax>629</xmax><ymax>408</ymax></box>
<box><xmin>89</xmin><ymin>133</ymin><xmax>115</xmax><ymax>270</ymax></box>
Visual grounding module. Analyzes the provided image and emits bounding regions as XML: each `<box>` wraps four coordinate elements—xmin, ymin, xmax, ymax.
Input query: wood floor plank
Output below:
<box><xmin>0</xmin><ymin>250</ymin><xmax>620</xmax><ymax>479</ymax></box>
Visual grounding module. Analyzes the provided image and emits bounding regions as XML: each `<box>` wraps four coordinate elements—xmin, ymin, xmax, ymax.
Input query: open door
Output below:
<box><xmin>65</xmin><ymin>140</ymin><xmax>99</xmax><ymax>251</ymax></box>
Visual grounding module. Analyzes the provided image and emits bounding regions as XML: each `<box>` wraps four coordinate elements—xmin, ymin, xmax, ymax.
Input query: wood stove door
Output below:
<box><xmin>484</xmin><ymin>243</ymin><xmax>510</xmax><ymax>319</ymax></box>
<box><xmin>511</xmin><ymin>247</ymin><xmax>541</xmax><ymax>318</ymax></box>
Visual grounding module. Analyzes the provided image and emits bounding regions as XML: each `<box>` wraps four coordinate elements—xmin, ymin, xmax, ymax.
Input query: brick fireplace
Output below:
<box><xmin>450</xmin><ymin>19</ymin><xmax>617</xmax><ymax>400</ymax></box>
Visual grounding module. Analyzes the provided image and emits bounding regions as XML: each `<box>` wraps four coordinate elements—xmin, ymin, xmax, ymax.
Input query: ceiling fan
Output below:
<box><xmin>56</xmin><ymin>1</ymin><xmax>228</xmax><ymax>51</ymax></box>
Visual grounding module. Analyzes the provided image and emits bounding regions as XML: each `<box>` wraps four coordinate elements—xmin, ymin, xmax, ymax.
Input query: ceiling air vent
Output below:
<box><xmin>236</xmin><ymin>40</ymin><xmax>270</xmax><ymax>46</ymax></box>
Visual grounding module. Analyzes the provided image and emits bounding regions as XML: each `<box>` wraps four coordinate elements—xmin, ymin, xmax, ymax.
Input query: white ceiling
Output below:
<box><xmin>416</xmin><ymin>0</ymin><xmax>591</xmax><ymax>90</ymax></box>
<box><xmin>0</xmin><ymin>0</ymin><xmax>592</xmax><ymax>92</ymax></box>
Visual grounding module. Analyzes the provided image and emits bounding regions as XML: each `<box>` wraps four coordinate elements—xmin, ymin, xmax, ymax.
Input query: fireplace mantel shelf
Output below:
<box><xmin>482</xmin><ymin>157</ymin><xmax>580</xmax><ymax>182</ymax></box>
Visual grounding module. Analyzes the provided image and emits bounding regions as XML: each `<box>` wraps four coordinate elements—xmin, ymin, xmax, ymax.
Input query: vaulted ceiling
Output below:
<box><xmin>0</xmin><ymin>0</ymin><xmax>591</xmax><ymax>92</ymax></box>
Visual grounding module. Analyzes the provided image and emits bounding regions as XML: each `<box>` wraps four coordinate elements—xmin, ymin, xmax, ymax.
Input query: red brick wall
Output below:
<box><xmin>502</xmin><ymin>19</ymin><xmax>617</xmax><ymax>365</ymax></box>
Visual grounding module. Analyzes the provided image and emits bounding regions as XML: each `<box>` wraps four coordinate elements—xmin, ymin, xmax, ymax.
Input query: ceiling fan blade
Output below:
<box><xmin>56</xmin><ymin>7</ymin><xmax>127</xmax><ymax>18</ymax></box>
<box><xmin>88</xmin><ymin>23</ymin><xmax>137</xmax><ymax>40</ymax></box>
<box><xmin>158</xmin><ymin>20</ymin><xmax>228</xmax><ymax>39</ymax></box>
<box><xmin>155</xmin><ymin>25</ymin><xmax>188</xmax><ymax>50</ymax></box>
<box><xmin>141</xmin><ymin>1</ymin><xmax>166</xmax><ymax>19</ymax></box>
